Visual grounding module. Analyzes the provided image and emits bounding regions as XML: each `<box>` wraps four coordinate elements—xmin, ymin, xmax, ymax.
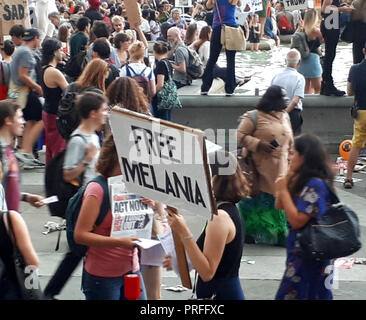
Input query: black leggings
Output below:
<box><xmin>321</xmin><ymin>21</ymin><xmax>340</xmax><ymax>84</ymax></box>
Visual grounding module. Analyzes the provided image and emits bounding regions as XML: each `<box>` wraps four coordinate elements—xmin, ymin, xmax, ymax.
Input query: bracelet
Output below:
<box><xmin>21</xmin><ymin>193</ymin><xmax>29</xmax><ymax>202</ymax></box>
<box><xmin>181</xmin><ymin>234</ymin><xmax>193</xmax><ymax>242</ymax></box>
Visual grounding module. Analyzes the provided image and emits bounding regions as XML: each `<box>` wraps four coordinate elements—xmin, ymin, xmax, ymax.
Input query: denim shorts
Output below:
<box><xmin>81</xmin><ymin>269</ymin><xmax>147</xmax><ymax>300</ymax></box>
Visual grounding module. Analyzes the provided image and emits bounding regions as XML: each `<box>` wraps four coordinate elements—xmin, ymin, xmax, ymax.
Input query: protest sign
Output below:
<box><xmin>124</xmin><ymin>0</ymin><xmax>142</xmax><ymax>27</ymax></box>
<box><xmin>0</xmin><ymin>0</ymin><xmax>31</xmax><ymax>37</ymax></box>
<box><xmin>108</xmin><ymin>175</ymin><xmax>154</xmax><ymax>239</ymax></box>
<box><xmin>110</xmin><ymin>107</ymin><xmax>219</xmax><ymax>289</ymax></box>
<box><xmin>240</xmin><ymin>0</ymin><xmax>263</xmax><ymax>13</ymax></box>
<box><xmin>175</xmin><ymin>0</ymin><xmax>192</xmax><ymax>7</ymax></box>
<box><xmin>283</xmin><ymin>0</ymin><xmax>309</xmax><ymax>11</ymax></box>
<box><xmin>110</xmin><ymin>194</ymin><xmax>154</xmax><ymax>239</ymax></box>
<box><xmin>109</xmin><ymin>107</ymin><xmax>217</xmax><ymax>219</ymax></box>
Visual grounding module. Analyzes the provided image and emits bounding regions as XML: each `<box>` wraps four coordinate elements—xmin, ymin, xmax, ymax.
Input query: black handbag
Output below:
<box><xmin>6</xmin><ymin>211</ymin><xmax>44</xmax><ymax>300</ymax></box>
<box><xmin>297</xmin><ymin>187</ymin><xmax>362</xmax><ymax>261</ymax></box>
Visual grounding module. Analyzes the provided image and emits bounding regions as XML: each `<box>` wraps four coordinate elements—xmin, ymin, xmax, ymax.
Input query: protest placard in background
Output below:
<box><xmin>109</xmin><ymin>107</ymin><xmax>217</xmax><ymax>219</ymax></box>
<box><xmin>0</xmin><ymin>0</ymin><xmax>31</xmax><ymax>36</ymax></box>
<box><xmin>124</xmin><ymin>0</ymin><xmax>142</xmax><ymax>27</ymax></box>
<box><xmin>283</xmin><ymin>0</ymin><xmax>309</xmax><ymax>11</ymax></box>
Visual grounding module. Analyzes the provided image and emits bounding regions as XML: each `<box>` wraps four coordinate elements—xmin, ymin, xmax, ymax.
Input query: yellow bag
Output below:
<box><xmin>221</xmin><ymin>25</ymin><xmax>246</xmax><ymax>51</ymax></box>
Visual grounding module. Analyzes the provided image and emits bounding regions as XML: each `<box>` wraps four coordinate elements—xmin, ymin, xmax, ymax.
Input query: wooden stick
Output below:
<box><xmin>168</xmin><ymin>206</ymin><xmax>192</xmax><ymax>289</ymax></box>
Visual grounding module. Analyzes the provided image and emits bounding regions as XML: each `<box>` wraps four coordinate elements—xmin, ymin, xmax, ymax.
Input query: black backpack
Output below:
<box><xmin>44</xmin><ymin>134</ymin><xmax>87</xmax><ymax>218</ymax></box>
<box><xmin>66</xmin><ymin>175</ymin><xmax>110</xmax><ymax>257</ymax></box>
<box><xmin>64</xmin><ymin>49</ymin><xmax>89</xmax><ymax>81</ymax></box>
<box><xmin>56</xmin><ymin>83</ymin><xmax>103</xmax><ymax>140</ymax></box>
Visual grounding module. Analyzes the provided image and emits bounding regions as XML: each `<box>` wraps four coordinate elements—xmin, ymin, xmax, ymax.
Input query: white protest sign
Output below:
<box><xmin>0</xmin><ymin>0</ymin><xmax>31</xmax><ymax>36</ymax></box>
<box><xmin>109</xmin><ymin>107</ymin><xmax>217</xmax><ymax>218</ymax></box>
<box><xmin>283</xmin><ymin>0</ymin><xmax>308</xmax><ymax>11</ymax></box>
<box><xmin>110</xmin><ymin>193</ymin><xmax>154</xmax><ymax>239</ymax></box>
<box><xmin>240</xmin><ymin>0</ymin><xmax>263</xmax><ymax>13</ymax></box>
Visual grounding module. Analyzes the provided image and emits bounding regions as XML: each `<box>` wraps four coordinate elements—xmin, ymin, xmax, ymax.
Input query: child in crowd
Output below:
<box><xmin>249</xmin><ymin>14</ymin><xmax>261</xmax><ymax>52</ymax></box>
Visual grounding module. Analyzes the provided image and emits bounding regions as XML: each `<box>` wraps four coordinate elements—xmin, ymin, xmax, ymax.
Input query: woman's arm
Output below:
<box><xmin>156</xmin><ymin>74</ymin><xmax>165</xmax><ymax>92</ymax></box>
<box><xmin>6</xmin><ymin>211</ymin><xmax>39</xmax><ymax>268</ymax></box>
<box><xmin>74</xmin><ymin>194</ymin><xmax>138</xmax><ymax>248</ymax></box>
<box><xmin>167</xmin><ymin>209</ymin><xmax>231</xmax><ymax>282</ymax></box>
<box><xmin>149</xmin><ymin>79</ymin><xmax>156</xmax><ymax>97</ymax></box>
<box><xmin>275</xmin><ymin>177</ymin><xmax>311</xmax><ymax>230</ymax></box>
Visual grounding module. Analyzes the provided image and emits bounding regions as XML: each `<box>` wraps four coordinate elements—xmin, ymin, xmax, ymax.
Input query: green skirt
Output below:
<box><xmin>238</xmin><ymin>192</ymin><xmax>288</xmax><ymax>246</ymax></box>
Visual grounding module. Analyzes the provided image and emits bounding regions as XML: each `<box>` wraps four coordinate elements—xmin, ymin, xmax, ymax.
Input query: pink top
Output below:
<box><xmin>83</xmin><ymin>182</ymin><xmax>139</xmax><ymax>277</ymax></box>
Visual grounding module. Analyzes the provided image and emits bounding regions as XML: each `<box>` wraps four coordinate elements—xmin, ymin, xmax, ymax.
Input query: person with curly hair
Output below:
<box><xmin>106</xmin><ymin>76</ymin><xmax>150</xmax><ymax>114</ymax></box>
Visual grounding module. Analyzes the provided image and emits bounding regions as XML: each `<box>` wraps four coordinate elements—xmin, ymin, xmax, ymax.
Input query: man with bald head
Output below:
<box><xmin>167</xmin><ymin>27</ymin><xmax>191</xmax><ymax>88</ymax></box>
<box><xmin>271</xmin><ymin>49</ymin><xmax>305</xmax><ymax>135</ymax></box>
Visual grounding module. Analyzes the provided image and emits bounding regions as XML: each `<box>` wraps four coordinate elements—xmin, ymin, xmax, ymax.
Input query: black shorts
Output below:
<box><xmin>23</xmin><ymin>90</ymin><xmax>42</xmax><ymax>121</ymax></box>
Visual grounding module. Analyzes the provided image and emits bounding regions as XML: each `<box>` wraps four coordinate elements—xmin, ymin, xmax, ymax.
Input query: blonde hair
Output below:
<box><xmin>128</xmin><ymin>41</ymin><xmax>145</xmax><ymax>60</ymax></box>
<box><xmin>112</xmin><ymin>15</ymin><xmax>124</xmax><ymax>24</ymax></box>
<box><xmin>76</xmin><ymin>58</ymin><xmax>109</xmax><ymax>93</ymax></box>
<box><xmin>304</xmin><ymin>9</ymin><xmax>318</xmax><ymax>35</ymax></box>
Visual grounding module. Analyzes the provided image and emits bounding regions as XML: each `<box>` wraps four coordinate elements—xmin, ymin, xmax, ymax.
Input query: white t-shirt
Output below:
<box><xmin>271</xmin><ymin>67</ymin><xmax>305</xmax><ymax>111</ymax></box>
<box><xmin>120</xmin><ymin>62</ymin><xmax>155</xmax><ymax>81</ymax></box>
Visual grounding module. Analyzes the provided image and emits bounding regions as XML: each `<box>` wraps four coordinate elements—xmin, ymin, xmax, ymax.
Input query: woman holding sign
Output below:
<box><xmin>163</xmin><ymin>151</ymin><xmax>249</xmax><ymax>300</ymax></box>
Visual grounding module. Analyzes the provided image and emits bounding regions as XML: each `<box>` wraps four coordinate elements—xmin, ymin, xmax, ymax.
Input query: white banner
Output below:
<box><xmin>240</xmin><ymin>0</ymin><xmax>263</xmax><ymax>13</ymax></box>
<box><xmin>283</xmin><ymin>0</ymin><xmax>308</xmax><ymax>11</ymax></box>
<box><xmin>109</xmin><ymin>108</ymin><xmax>216</xmax><ymax>218</ymax></box>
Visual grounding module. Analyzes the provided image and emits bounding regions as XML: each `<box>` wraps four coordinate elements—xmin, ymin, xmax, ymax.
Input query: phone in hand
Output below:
<box><xmin>270</xmin><ymin>139</ymin><xmax>279</xmax><ymax>148</ymax></box>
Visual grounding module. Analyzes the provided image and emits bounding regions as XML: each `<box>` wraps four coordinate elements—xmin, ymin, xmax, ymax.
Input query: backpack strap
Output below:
<box><xmin>126</xmin><ymin>64</ymin><xmax>132</xmax><ymax>77</ymax></box>
<box><xmin>138</xmin><ymin>67</ymin><xmax>147</xmax><ymax>77</ymax></box>
<box><xmin>247</xmin><ymin>110</ymin><xmax>257</xmax><ymax>128</ymax></box>
<box><xmin>87</xmin><ymin>175</ymin><xmax>110</xmax><ymax>226</ymax></box>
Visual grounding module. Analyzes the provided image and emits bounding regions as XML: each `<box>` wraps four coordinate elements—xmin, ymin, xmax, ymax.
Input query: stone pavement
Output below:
<box><xmin>19</xmin><ymin>159</ymin><xmax>366</xmax><ymax>300</ymax></box>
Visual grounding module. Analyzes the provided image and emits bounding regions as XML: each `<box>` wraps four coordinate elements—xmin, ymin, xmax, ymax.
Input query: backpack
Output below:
<box><xmin>56</xmin><ymin>83</ymin><xmax>103</xmax><ymax>140</ymax></box>
<box><xmin>290</xmin><ymin>32</ymin><xmax>310</xmax><ymax>59</ymax></box>
<box><xmin>184</xmin><ymin>46</ymin><xmax>204</xmax><ymax>80</ymax></box>
<box><xmin>64</xmin><ymin>49</ymin><xmax>89</xmax><ymax>81</ymax></box>
<box><xmin>66</xmin><ymin>175</ymin><xmax>110</xmax><ymax>257</ymax></box>
<box><xmin>278</xmin><ymin>15</ymin><xmax>294</xmax><ymax>34</ymax></box>
<box><xmin>125</xmin><ymin>64</ymin><xmax>151</xmax><ymax>98</ymax></box>
<box><xmin>44</xmin><ymin>134</ymin><xmax>87</xmax><ymax>218</ymax></box>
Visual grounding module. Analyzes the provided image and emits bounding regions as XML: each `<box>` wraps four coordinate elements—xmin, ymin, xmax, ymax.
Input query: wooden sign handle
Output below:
<box><xmin>167</xmin><ymin>206</ymin><xmax>192</xmax><ymax>289</ymax></box>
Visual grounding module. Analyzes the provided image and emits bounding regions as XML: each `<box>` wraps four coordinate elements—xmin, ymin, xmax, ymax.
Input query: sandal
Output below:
<box><xmin>343</xmin><ymin>178</ymin><xmax>354</xmax><ymax>189</ymax></box>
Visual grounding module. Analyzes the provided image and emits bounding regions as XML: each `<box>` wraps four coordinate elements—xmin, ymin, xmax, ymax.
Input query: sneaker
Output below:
<box><xmin>200</xmin><ymin>91</ymin><xmax>208</xmax><ymax>96</ymax></box>
<box><xmin>225</xmin><ymin>92</ymin><xmax>235</xmax><ymax>96</ymax></box>
<box><xmin>16</xmin><ymin>152</ymin><xmax>45</xmax><ymax>168</ymax></box>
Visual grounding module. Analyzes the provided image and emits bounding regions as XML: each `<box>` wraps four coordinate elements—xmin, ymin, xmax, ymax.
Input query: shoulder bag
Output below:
<box><xmin>297</xmin><ymin>186</ymin><xmax>362</xmax><ymax>261</ymax></box>
<box><xmin>215</xmin><ymin>2</ymin><xmax>246</xmax><ymax>51</ymax></box>
<box><xmin>6</xmin><ymin>211</ymin><xmax>44</xmax><ymax>300</ymax></box>
<box><xmin>157</xmin><ymin>59</ymin><xmax>182</xmax><ymax>111</ymax></box>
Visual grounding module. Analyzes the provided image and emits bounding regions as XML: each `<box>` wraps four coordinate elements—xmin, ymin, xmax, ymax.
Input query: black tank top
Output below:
<box><xmin>0</xmin><ymin>212</ymin><xmax>16</xmax><ymax>280</ymax></box>
<box><xmin>196</xmin><ymin>202</ymin><xmax>245</xmax><ymax>279</ymax></box>
<box><xmin>307</xmin><ymin>36</ymin><xmax>322</xmax><ymax>53</ymax></box>
<box><xmin>41</xmin><ymin>65</ymin><xmax>63</xmax><ymax>115</ymax></box>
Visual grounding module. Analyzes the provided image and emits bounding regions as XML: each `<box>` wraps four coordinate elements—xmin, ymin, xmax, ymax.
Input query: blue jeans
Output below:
<box><xmin>82</xmin><ymin>269</ymin><xmax>147</xmax><ymax>300</ymax></box>
<box><xmin>196</xmin><ymin>276</ymin><xmax>245</xmax><ymax>300</ymax></box>
<box><xmin>201</xmin><ymin>25</ymin><xmax>237</xmax><ymax>94</ymax></box>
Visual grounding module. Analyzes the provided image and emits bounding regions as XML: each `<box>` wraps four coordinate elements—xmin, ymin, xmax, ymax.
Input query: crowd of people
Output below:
<box><xmin>0</xmin><ymin>0</ymin><xmax>365</xmax><ymax>301</ymax></box>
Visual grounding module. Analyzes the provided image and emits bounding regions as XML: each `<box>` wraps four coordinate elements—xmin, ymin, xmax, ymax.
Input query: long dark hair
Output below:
<box><xmin>288</xmin><ymin>134</ymin><xmax>334</xmax><ymax>198</ymax></box>
<box><xmin>256</xmin><ymin>85</ymin><xmax>288</xmax><ymax>113</ymax></box>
